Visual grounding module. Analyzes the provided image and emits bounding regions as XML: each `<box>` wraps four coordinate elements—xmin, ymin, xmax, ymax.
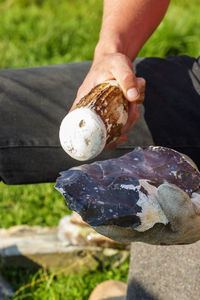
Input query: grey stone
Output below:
<box><xmin>126</xmin><ymin>241</ymin><xmax>200</xmax><ymax>300</ymax></box>
<box><xmin>0</xmin><ymin>273</ymin><xmax>14</xmax><ymax>299</ymax></box>
<box><xmin>0</xmin><ymin>224</ymin><xmax>129</xmax><ymax>272</ymax></box>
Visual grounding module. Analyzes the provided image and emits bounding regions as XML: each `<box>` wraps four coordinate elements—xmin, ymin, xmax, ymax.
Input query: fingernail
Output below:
<box><xmin>127</xmin><ymin>88</ymin><xmax>139</xmax><ymax>100</ymax></box>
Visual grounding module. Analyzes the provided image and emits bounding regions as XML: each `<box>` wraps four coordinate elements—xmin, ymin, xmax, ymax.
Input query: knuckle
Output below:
<box><xmin>122</xmin><ymin>72</ymin><xmax>136</xmax><ymax>85</ymax></box>
<box><xmin>113</xmin><ymin>52</ymin><xmax>124</xmax><ymax>59</ymax></box>
<box><xmin>77</xmin><ymin>86</ymin><xmax>84</xmax><ymax>96</ymax></box>
<box><xmin>110</xmin><ymin>53</ymin><xmax>125</xmax><ymax>65</ymax></box>
<box><xmin>92</xmin><ymin>64</ymin><xmax>99</xmax><ymax>72</ymax></box>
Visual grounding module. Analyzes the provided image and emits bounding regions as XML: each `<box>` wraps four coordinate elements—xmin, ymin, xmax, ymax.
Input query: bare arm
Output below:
<box><xmin>96</xmin><ymin>0</ymin><xmax>170</xmax><ymax>62</ymax></box>
<box><xmin>73</xmin><ymin>0</ymin><xmax>170</xmax><ymax>145</ymax></box>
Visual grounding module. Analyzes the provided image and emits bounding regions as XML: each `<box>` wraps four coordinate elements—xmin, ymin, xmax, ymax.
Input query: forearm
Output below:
<box><xmin>95</xmin><ymin>0</ymin><xmax>170</xmax><ymax>60</ymax></box>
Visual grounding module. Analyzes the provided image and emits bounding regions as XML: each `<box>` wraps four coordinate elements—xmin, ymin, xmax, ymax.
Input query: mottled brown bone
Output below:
<box><xmin>76</xmin><ymin>81</ymin><xmax>143</xmax><ymax>144</ymax></box>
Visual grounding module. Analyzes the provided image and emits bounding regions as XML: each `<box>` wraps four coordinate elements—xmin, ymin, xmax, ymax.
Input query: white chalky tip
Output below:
<box><xmin>59</xmin><ymin>107</ymin><xmax>107</xmax><ymax>161</ymax></box>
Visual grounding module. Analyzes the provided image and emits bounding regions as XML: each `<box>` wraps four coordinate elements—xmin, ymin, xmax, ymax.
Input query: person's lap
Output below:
<box><xmin>136</xmin><ymin>55</ymin><xmax>200</xmax><ymax>166</ymax></box>
<box><xmin>0</xmin><ymin>56</ymin><xmax>200</xmax><ymax>299</ymax></box>
<box><xmin>0</xmin><ymin>55</ymin><xmax>199</xmax><ymax>184</ymax></box>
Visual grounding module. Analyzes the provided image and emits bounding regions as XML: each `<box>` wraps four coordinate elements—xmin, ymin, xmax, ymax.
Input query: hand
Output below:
<box><xmin>156</xmin><ymin>184</ymin><xmax>200</xmax><ymax>245</ymax></box>
<box><xmin>96</xmin><ymin>184</ymin><xmax>200</xmax><ymax>245</ymax></box>
<box><xmin>71</xmin><ymin>53</ymin><xmax>146</xmax><ymax>148</ymax></box>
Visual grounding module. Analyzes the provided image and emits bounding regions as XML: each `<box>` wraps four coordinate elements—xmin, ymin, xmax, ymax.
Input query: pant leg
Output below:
<box><xmin>0</xmin><ymin>61</ymin><xmax>151</xmax><ymax>184</ymax></box>
<box><xmin>0</xmin><ymin>56</ymin><xmax>199</xmax><ymax>184</ymax></box>
<box><xmin>135</xmin><ymin>55</ymin><xmax>200</xmax><ymax>164</ymax></box>
<box><xmin>126</xmin><ymin>55</ymin><xmax>200</xmax><ymax>300</ymax></box>
<box><xmin>0</xmin><ymin>62</ymin><xmax>91</xmax><ymax>184</ymax></box>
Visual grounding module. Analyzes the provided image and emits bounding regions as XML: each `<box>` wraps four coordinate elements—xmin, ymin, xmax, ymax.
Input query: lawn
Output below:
<box><xmin>0</xmin><ymin>0</ymin><xmax>199</xmax><ymax>299</ymax></box>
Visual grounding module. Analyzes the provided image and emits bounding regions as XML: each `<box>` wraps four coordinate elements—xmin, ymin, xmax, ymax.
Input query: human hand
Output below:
<box><xmin>71</xmin><ymin>53</ymin><xmax>146</xmax><ymax>148</ymax></box>
<box><xmin>96</xmin><ymin>183</ymin><xmax>200</xmax><ymax>245</ymax></box>
<box><xmin>56</xmin><ymin>145</ymin><xmax>200</xmax><ymax>245</ymax></box>
<box><xmin>157</xmin><ymin>183</ymin><xmax>200</xmax><ymax>245</ymax></box>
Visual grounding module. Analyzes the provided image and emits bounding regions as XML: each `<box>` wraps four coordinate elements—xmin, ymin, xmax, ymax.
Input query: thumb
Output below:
<box><xmin>111</xmin><ymin>55</ymin><xmax>145</xmax><ymax>102</ymax></box>
<box><xmin>157</xmin><ymin>183</ymin><xmax>195</xmax><ymax>232</ymax></box>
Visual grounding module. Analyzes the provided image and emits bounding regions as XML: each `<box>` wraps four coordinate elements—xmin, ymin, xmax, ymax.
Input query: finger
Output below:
<box><xmin>136</xmin><ymin>223</ymin><xmax>178</xmax><ymax>245</ymax></box>
<box><xmin>70</xmin><ymin>65</ymin><xmax>113</xmax><ymax>112</ymax></box>
<box><xmin>122</xmin><ymin>102</ymin><xmax>140</xmax><ymax>134</ymax></box>
<box><xmin>157</xmin><ymin>183</ymin><xmax>196</xmax><ymax>232</ymax></box>
<box><xmin>191</xmin><ymin>192</ymin><xmax>200</xmax><ymax>214</ymax></box>
<box><xmin>94</xmin><ymin>222</ymin><xmax>178</xmax><ymax>245</ymax></box>
<box><xmin>93</xmin><ymin>224</ymin><xmax>141</xmax><ymax>244</ymax></box>
<box><xmin>136</xmin><ymin>77</ymin><xmax>146</xmax><ymax>105</ymax></box>
<box><xmin>106</xmin><ymin>134</ymin><xmax>128</xmax><ymax>150</ymax></box>
<box><xmin>70</xmin><ymin>75</ymin><xmax>96</xmax><ymax>111</ymax></box>
<box><xmin>111</xmin><ymin>55</ymin><xmax>140</xmax><ymax>102</ymax></box>
<box><xmin>69</xmin><ymin>86</ymin><xmax>88</xmax><ymax>112</ymax></box>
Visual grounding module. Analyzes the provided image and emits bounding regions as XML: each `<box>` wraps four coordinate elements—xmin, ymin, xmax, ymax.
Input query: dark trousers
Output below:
<box><xmin>0</xmin><ymin>56</ymin><xmax>200</xmax><ymax>299</ymax></box>
<box><xmin>0</xmin><ymin>56</ymin><xmax>200</xmax><ymax>185</ymax></box>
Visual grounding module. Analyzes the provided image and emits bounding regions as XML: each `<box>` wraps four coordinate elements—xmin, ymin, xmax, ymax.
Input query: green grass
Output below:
<box><xmin>1</xmin><ymin>259</ymin><xmax>129</xmax><ymax>300</ymax></box>
<box><xmin>0</xmin><ymin>183</ymin><xmax>70</xmax><ymax>228</ymax></box>
<box><xmin>0</xmin><ymin>0</ymin><xmax>103</xmax><ymax>68</ymax></box>
<box><xmin>0</xmin><ymin>0</ymin><xmax>200</xmax><ymax>299</ymax></box>
<box><xmin>0</xmin><ymin>0</ymin><xmax>199</xmax><ymax>228</ymax></box>
<box><xmin>0</xmin><ymin>0</ymin><xmax>199</xmax><ymax>70</ymax></box>
<box><xmin>139</xmin><ymin>1</ymin><xmax>200</xmax><ymax>58</ymax></box>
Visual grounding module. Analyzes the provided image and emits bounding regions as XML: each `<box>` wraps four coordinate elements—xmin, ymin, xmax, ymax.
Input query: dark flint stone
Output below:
<box><xmin>55</xmin><ymin>146</ymin><xmax>200</xmax><ymax>228</ymax></box>
<box><xmin>56</xmin><ymin>172</ymin><xmax>141</xmax><ymax>228</ymax></box>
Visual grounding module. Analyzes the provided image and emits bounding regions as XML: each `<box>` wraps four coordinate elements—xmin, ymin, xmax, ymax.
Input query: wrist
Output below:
<box><xmin>94</xmin><ymin>34</ymin><xmax>129</xmax><ymax>62</ymax></box>
<box><xmin>93</xmin><ymin>32</ymin><xmax>140</xmax><ymax>63</ymax></box>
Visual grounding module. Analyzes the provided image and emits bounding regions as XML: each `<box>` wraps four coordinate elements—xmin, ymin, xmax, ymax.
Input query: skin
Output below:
<box><xmin>93</xmin><ymin>184</ymin><xmax>200</xmax><ymax>245</ymax></box>
<box><xmin>68</xmin><ymin>1</ymin><xmax>200</xmax><ymax>244</ymax></box>
<box><xmin>71</xmin><ymin>0</ymin><xmax>170</xmax><ymax>146</ymax></box>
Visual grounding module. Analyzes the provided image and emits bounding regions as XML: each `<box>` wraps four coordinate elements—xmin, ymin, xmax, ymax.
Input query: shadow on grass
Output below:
<box><xmin>0</xmin><ymin>245</ymin><xmax>42</xmax><ymax>298</ymax></box>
